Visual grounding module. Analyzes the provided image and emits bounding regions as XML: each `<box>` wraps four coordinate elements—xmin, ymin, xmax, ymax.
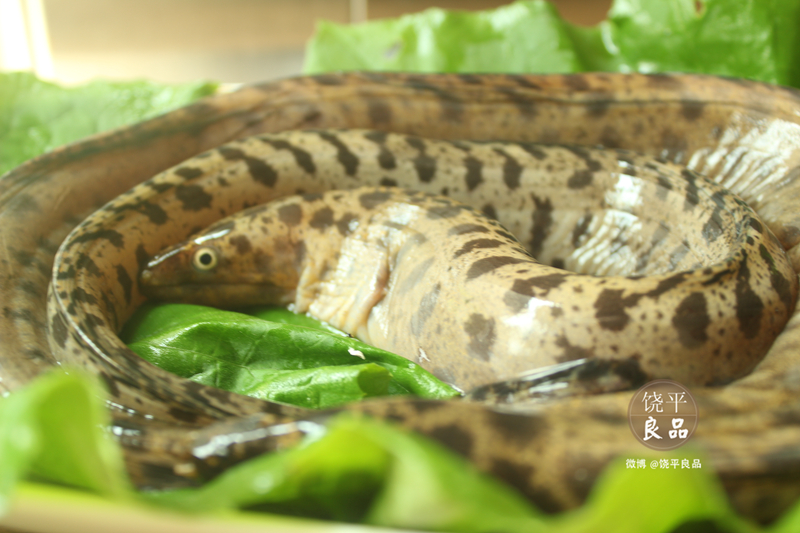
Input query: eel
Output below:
<box><xmin>134</xmin><ymin>142</ymin><xmax>795</xmax><ymax>392</ymax></box>
<box><xmin>1</xmin><ymin>73</ymin><xmax>800</xmax><ymax>521</ymax></box>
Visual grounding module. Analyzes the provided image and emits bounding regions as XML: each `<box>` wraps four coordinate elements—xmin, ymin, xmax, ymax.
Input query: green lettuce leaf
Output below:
<box><xmin>0</xmin><ymin>370</ymin><xmax>791</xmax><ymax>532</ymax></box>
<box><xmin>0</xmin><ymin>72</ymin><xmax>217</xmax><ymax>175</ymax></box>
<box><xmin>145</xmin><ymin>415</ymin><xmax>546</xmax><ymax>531</ymax></box>
<box><xmin>304</xmin><ymin>0</ymin><xmax>800</xmax><ymax>88</ymax></box>
<box><xmin>121</xmin><ymin>303</ymin><xmax>458</xmax><ymax>409</ymax></box>
<box><xmin>0</xmin><ymin>371</ymin><xmax>129</xmax><ymax>514</ymax></box>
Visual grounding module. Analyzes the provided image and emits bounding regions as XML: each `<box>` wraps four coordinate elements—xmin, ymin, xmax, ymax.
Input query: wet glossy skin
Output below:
<box><xmin>1</xmin><ymin>73</ymin><xmax>800</xmax><ymax>521</ymax></box>
<box><xmin>137</xmin><ymin>144</ymin><xmax>795</xmax><ymax>391</ymax></box>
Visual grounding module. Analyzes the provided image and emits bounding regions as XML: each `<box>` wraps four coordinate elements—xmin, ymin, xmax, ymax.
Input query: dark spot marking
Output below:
<box><xmin>645</xmin><ymin>74</ymin><xmax>684</xmax><ymax>89</ymax></box>
<box><xmin>175</xmin><ymin>184</ymin><xmax>212</xmax><ymax>211</ymax></box>
<box><xmin>760</xmin><ymin>244</ymin><xmax>795</xmax><ymax>312</ymax></box>
<box><xmin>702</xmin><ymin>216</ymin><xmax>723</xmax><ymax>243</ymax></box>
<box><xmin>504</xmin><ymin>273</ymin><xmax>568</xmax><ymax>313</ymax></box>
<box><xmin>482</xmin><ymin>204</ymin><xmax>498</xmax><ymax>220</ymax></box>
<box><xmin>359</xmin><ymin>190</ymin><xmax>392</xmax><ymax>210</ymax></box>
<box><xmin>586</xmin><ymin>100</ymin><xmax>609</xmax><ymax>117</ymax></box>
<box><xmin>464</xmin><ymin>156</ymin><xmax>483</xmax><ymax>191</ymax></box>
<box><xmin>494</xmin><ymin>228</ymin><xmax>515</xmax><ymax>241</ymax></box>
<box><xmin>79</xmin><ymin>313</ymin><xmax>105</xmax><ymax>337</ymax></box>
<box><xmin>449</xmin><ymin>223</ymin><xmax>491</xmax><ymax>236</ymax></box>
<box><xmin>453</xmin><ymin>238</ymin><xmax>504</xmax><ymax>258</ymax></box>
<box><xmin>600</xmin><ymin>125</ymin><xmax>622</xmax><ymax>148</ymax></box>
<box><xmin>572</xmin><ymin>214</ymin><xmax>593</xmax><ymax>248</ymax></box>
<box><xmin>567</xmin><ymin>169</ymin><xmax>593</xmax><ymax>189</ymax></box>
<box><xmin>734</xmin><ymin>254</ymin><xmax>764</xmax><ymax>339</ymax></box>
<box><xmin>367</xmin><ymin>100</ymin><xmax>393</xmax><ymax>125</ymax></box>
<box><xmin>493</xmin><ymin>148</ymin><xmax>523</xmax><ymax>190</ymax></box>
<box><xmin>464</xmin><ymin>313</ymin><xmax>495</xmax><ymax>361</ymax></box>
<box><xmin>490</xmin><ymin>459</ymin><xmax>535</xmax><ymax>501</ymax></box>
<box><xmin>427</xmin><ymin>424</ymin><xmax>475</xmax><ymax>458</ymax></box>
<box><xmin>108</xmin><ymin>197</ymin><xmax>169</xmax><ymax>225</ymax></box>
<box><xmin>530</xmin><ymin>194</ymin><xmax>554</xmax><ymax>257</ymax></box>
<box><xmin>497</xmin><ymin>86</ymin><xmax>538</xmax><ymax>116</ymax></box>
<box><xmin>70</xmin><ymin>229</ymin><xmax>124</xmax><ymax>249</ymax></box>
<box><xmin>174</xmin><ymin>166</ymin><xmax>204</xmax><ymax>180</ymax></box>
<box><xmin>682</xmin><ymin>170</ymin><xmax>701</xmax><ymax>211</ymax></box>
<box><xmin>576</xmin><ymin>358</ymin><xmax>648</xmax><ymax>388</ymax></box>
<box><xmin>309</xmin><ymin>207</ymin><xmax>334</xmax><ymax>230</ymax></box>
<box><xmin>594</xmin><ymin>289</ymin><xmax>643</xmax><ymax>331</ymax></box>
<box><xmin>278</xmin><ymin>203</ymin><xmax>302</xmax><ymax>226</ymax></box>
<box><xmin>457</xmin><ymin>73</ymin><xmax>483</xmax><ymax>85</ymax></box>
<box><xmin>646</xmin><ymin>272</ymin><xmax>688</xmax><ymax>299</ymax></box>
<box><xmin>18</xmin><ymin>280</ymin><xmax>41</xmax><ymax>297</ymax></box>
<box><xmin>563</xmin><ymin>75</ymin><xmax>590</xmax><ymax>91</ymax></box>
<box><xmin>672</xmin><ymin>292</ymin><xmax>710</xmax><ymax>348</ymax></box>
<box><xmin>404</xmin><ymin>75</ymin><xmax>465</xmax><ymax>121</ymax></box>
<box><xmin>259</xmin><ymin>138</ymin><xmax>315</xmax><ymax>174</ymax></box>
<box><xmin>116</xmin><ymin>265</ymin><xmax>133</xmax><ymax>306</ymax></box>
<box><xmin>50</xmin><ymin>313</ymin><xmax>68</xmax><ymax>348</ymax></box>
<box><xmin>379</xmin><ymin>177</ymin><xmax>398</xmax><ymax>187</ymax></box>
<box><xmin>681</xmin><ymin>101</ymin><xmax>705</xmax><ymax>121</ymax></box>
<box><xmin>301</xmin><ymin>192</ymin><xmax>323</xmax><ymax>202</ymax></box>
<box><xmin>230</xmin><ymin>235</ymin><xmax>252</xmax><ymax>254</ymax></box>
<box><xmin>518</xmin><ymin>142</ymin><xmax>547</xmax><ymax>160</ymax></box>
<box><xmin>427</xmin><ymin>204</ymin><xmax>466</xmax><ymax>219</ymax></box>
<box><xmin>488</xmin><ymin>410</ymin><xmax>546</xmax><ymax>447</ymax></box>
<box><xmin>137</xmin><ymin>201</ymin><xmax>169</xmax><ymax>225</ymax></box>
<box><xmin>405</xmin><ymin>137</ymin><xmax>437</xmax><ymax>183</ymax></box>
<box><xmin>655</xmin><ymin>174</ymin><xmax>673</xmax><ymax>201</ymax></box>
<box><xmin>317</xmin><ymin>132</ymin><xmax>359</xmax><ymax>176</ymax></box>
<box><xmin>168</xmin><ymin>407</ymin><xmax>199</xmax><ymax>424</ymax></box>
<box><xmin>555</xmin><ymin>336</ymin><xmax>595</xmax><ymax>362</ymax></box>
<box><xmin>218</xmin><ymin>146</ymin><xmax>279</xmax><ymax>187</ymax></box>
<box><xmin>312</xmin><ymin>73</ymin><xmax>343</xmax><ymax>85</ymax></box>
<box><xmin>364</xmin><ymin>130</ymin><xmax>397</xmax><ymax>169</ymax></box>
<box><xmin>509</xmin><ymin>75</ymin><xmax>542</xmax><ymax>90</ymax></box>
<box><xmin>336</xmin><ymin>212</ymin><xmax>358</xmax><ymax>236</ymax></box>
<box><xmin>136</xmin><ymin>243</ymin><xmax>151</xmax><ymax>272</ymax></box>
<box><xmin>564</xmin><ymin>145</ymin><xmax>602</xmax><ymax>171</ymax></box>
<box><xmin>700</xmin><ymin>268</ymin><xmax>732</xmax><ymax>289</ymax></box>
<box><xmin>466</xmin><ymin>256</ymin><xmax>527</xmax><ymax>280</ymax></box>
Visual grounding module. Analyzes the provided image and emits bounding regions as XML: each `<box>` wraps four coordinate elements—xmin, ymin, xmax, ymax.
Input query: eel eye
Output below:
<box><xmin>192</xmin><ymin>247</ymin><xmax>218</xmax><ymax>271</ymax></box>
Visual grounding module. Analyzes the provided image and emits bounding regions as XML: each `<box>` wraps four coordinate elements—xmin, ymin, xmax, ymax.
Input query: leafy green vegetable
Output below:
<box><xmin>304</xmin><ymin>0</ymin><xmax>800</xmax><ymax>88</ymax></box>
<box><xmin>145</xmin><ymin>415</ymin><xmax>546</xmax><ymax>531</ymax></box>
<box><xmin>306</xmin><ymin>1</ymin><xmax>581</xmax><ymax>75</ymax></box>
<box><xmin>0</xmin><ymin>72</ymin><xmax>217</xmax><ymax>175</ymax></box>
<box><xmin>121</xmin><ymin>304</ymin><xmax>458</xmax><ymax>409</ymax></box>
<box><xmin>0</xmin><ymin>370</ymin><xmax>795</xmax><ymax>532</ymax></box>
<box><xmin>551</xmin><ymin>454</ymin><xmax>758</xmax><ymax>533</ymax></box>
<box><xmin>0</xmin><ymin>371</ymin><xmax>129</xmax><ymax>514</ymax></box>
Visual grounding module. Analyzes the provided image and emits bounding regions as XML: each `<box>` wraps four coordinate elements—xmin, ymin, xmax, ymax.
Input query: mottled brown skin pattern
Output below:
<box><xmin>136</xmin><ymin>146</ymin><xmax>794</xmax><ymax>392</ymax></box>
<box><xmin>0</xmin><ymin>72</ymin><xmax>796</xmax><ymax>521</ymax></box>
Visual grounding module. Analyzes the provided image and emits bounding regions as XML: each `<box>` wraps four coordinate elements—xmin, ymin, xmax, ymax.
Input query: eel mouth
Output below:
<box><xmin>139</xmin><ymin>282</ymin><xmax>293</xmax><ymax>309</ymax></box>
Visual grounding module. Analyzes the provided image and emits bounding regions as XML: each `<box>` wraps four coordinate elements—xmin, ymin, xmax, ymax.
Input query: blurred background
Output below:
<box><xmin>0</xmin><ymin>0</ymin><xmax>611</xmax><ymax>84</ymax></box>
